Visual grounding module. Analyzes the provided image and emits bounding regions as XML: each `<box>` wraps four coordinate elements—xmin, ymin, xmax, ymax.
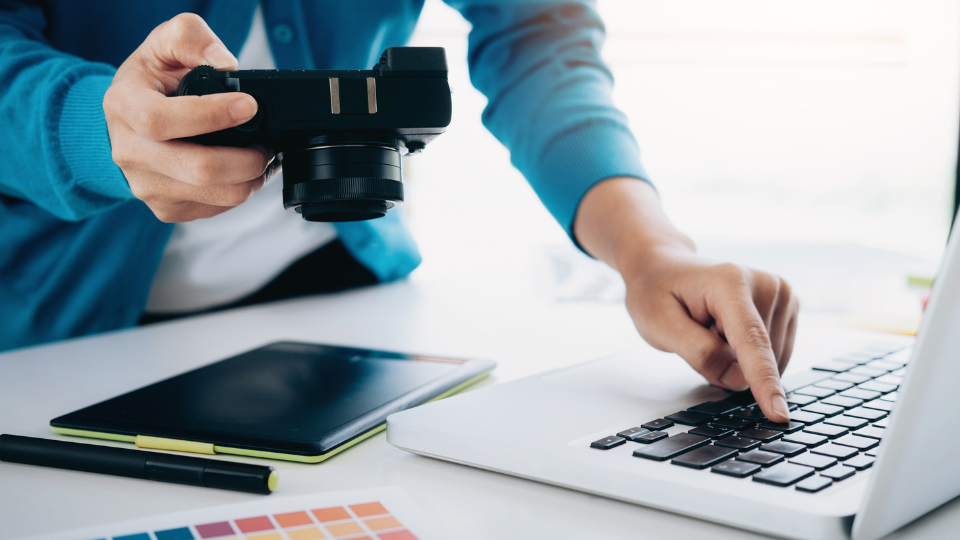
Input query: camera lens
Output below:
<box><xmin>281</xmin><ymin>144</ymin><xmax>403</xmax><ymax>222</ymax></box>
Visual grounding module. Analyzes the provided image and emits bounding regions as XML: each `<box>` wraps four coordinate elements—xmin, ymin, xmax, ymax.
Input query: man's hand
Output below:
<box><xmin>574</xmin><ymin>178</ymin><xmax>799</xmax><ymax>422</ymax></box>
<box><xmin>104</xmin><ymin>13</ymin><xmax>275</xmax><ymax>222</ymax></box>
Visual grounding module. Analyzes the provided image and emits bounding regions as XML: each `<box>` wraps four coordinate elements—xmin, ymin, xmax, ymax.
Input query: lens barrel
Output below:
<box><xmin>281</xmin><ymin>145</ymin><xmax>403</xmax><ymax>222</ymax></box>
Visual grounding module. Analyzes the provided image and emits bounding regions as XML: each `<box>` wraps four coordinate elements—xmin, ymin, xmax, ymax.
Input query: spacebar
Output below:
<box><xmin>782</xmin><ymin>369</ymin><xmax>834</xmax><ymax>393</ymax></box>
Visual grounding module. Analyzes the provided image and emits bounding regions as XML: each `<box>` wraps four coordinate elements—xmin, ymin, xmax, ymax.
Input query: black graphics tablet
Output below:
<box><xmin>50</xmin><ymin>342</ymin><xmax>495</xmax><ymax>463</ymax></box>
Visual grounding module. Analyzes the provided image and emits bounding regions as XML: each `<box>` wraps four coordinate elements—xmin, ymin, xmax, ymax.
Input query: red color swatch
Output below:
<box><xmin>234</xmin><ymin>516</ymin><xmax>274</xmax><ymax>533</ymax></box>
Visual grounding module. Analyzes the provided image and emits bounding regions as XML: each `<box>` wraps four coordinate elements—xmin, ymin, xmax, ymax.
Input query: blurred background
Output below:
<box><xmin>402</xmin><ymin>0</ymin><xmax>960</xmax><ymax>328</ymax></box>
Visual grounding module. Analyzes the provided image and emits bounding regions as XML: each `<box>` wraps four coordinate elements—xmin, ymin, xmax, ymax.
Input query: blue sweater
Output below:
<box><xmin>0</xmin><ymin>0</ymin><xmax>648</xmax><ymax>351</ymax></box>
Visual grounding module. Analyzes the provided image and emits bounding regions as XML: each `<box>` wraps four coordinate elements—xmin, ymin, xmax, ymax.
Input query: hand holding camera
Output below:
<box><xmin>103</xmin><ymin>13</ymin><xmax>276</xmax><ymax>223</ymax></box>
<box><xmin>105</xmin><ymin>13</ymin><xmax>450</xmax><ymax>224</ymax></box>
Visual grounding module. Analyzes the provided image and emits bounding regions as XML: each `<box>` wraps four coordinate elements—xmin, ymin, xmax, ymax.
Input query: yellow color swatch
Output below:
<box><xmin>246</xmin><ymin>533</ymin><xmax>283</xmax><ymax>540</ymax></box>
<box><xmin>324</xmin><ymin>521</ymin><xmax>363</xmax><ymax>537</ymax></box>
<box><xmin>286</xmin><ymin>528</ymin><xmax>325</xmax><ymax>540</ymax></box>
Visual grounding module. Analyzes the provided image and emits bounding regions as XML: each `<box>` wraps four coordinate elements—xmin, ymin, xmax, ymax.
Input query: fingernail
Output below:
<box><xmin>202</xmin><ymin>43</ymin><xmax>237</xmax><ymax>69</ymax></box>
<box><xmin>719</xmin><ymin>363</ymin><xmax>748</xmax><ymax>392</ymax></box>
<box><xmin>771</xmin><ymin>395</ymin><xmax>791</xmax><ymax>421</ymax></box>
<box><xmin>229</xmin><ymin>95</ymin><xmax>257</xmax><ymax>122</ymax></box>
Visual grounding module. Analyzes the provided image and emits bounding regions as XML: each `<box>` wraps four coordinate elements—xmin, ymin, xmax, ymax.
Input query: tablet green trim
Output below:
<box><xmin>50</xmin><ymin>369</ymin><xmax>490</xmax><ymax>463</ymax></box>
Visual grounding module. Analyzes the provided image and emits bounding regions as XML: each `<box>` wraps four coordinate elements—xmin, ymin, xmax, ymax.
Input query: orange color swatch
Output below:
<box><xmin>274</xmin><ymin>512</ymin><xmax>313</xmax><ymax>528</ymax></box>
<box><xmin>311</xmin><ymin>507</ymin><xmax>351</xmax><ymax>523</ymax></box>
<box><xmin>363</xmin><ymin>517</ymin><xmax>401</xmax><ymax>532</ymax></box>
<box><xmin>349</xmin><ymin>502</ymin><xmax>388</xmax><ymax>518</ymax></box>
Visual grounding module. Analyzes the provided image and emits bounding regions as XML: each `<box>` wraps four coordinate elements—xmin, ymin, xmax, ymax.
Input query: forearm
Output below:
<box><xmin>573</xmin><ymin>177</ymin><xmax>695</xmax><ymax>275</ymax></box>
<box><xmin>0</xmin><ymin>5</ymin><xmax>128</xmax><ymax>221</ymax></box>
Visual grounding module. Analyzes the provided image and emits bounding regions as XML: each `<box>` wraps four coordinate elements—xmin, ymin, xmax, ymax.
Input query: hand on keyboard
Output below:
<box><xmin>573</xmin><ymin>179</ymin><xmax>799</xmax><ymax>423</ymax></box>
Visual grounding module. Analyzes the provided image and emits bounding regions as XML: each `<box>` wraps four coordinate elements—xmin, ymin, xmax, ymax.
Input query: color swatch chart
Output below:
<box><xmin>28</xmin><ymin>488</ymin><xmax>441</xmax><ymax>540</ymax></box>
<box><xmin>108</xmin><ymin>501</ymin><xmax>414</xmax><ymax>540</ymax></box>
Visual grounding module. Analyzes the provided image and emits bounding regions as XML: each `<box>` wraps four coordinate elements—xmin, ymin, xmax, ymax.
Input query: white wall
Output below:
<box><xmin>404</xmin><ymin>0</ymin><xmax>960</xmax><ymax>282</ymax></box>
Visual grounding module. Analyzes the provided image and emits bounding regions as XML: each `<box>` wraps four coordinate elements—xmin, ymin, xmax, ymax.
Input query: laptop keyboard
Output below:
<box><xmin>589</xmin><ymin>344</ymin><xmax>909</xmax><ymax>493</ymax></box>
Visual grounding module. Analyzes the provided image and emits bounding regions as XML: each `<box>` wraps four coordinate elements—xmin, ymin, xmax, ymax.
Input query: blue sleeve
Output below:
<box><xmin>442</xmin><ymin>0</ymin><xmax>651</xmax><ymax>239</ymax></box>
<box><xmin>0</xmin><ymin>0</ymin><xmax>131</xmax><ymax>221</ymax></box>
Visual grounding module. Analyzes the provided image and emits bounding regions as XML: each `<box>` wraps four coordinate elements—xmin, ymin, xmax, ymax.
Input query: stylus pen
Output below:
<box><xmin>0</xmin><ymin>434</ymin><xmax>277</xmax><ymax>495</ymax></box>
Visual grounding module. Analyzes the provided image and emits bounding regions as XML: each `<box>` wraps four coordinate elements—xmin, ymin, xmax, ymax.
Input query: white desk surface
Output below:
<box><xmin>1</xmin><ymin>274</ymin><xmax>957</xmax><ymax>540</ymax></box>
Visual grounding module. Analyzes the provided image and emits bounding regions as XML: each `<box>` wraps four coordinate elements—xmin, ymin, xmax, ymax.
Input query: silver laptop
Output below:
<box><xmin>386</xmin><ymin>219</ymin><xmax>960</xmax><ymax>539</ymax></box>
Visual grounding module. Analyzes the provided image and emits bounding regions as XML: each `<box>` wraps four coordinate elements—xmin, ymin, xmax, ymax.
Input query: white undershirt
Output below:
<box><xmin>145</xmin><ymin>6</ymin><xmax>337</xmax><ymax>314</ymax></box>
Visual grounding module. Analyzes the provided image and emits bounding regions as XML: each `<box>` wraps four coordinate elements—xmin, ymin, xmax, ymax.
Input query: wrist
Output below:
<box><xmin>574</xmin><ymin>177</ymin><xmax>694</xmax><ymax>277</ymax></box>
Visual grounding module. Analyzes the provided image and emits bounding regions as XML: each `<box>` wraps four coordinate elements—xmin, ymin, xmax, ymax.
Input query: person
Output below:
<box><xmin>0</xmin><ymin>1</ymin><xmax>797</xmax><ymax>422</ymax></box>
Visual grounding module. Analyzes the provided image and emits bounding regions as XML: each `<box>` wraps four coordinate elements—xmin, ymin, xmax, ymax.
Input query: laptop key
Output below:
<box><xmin>812</xmin><ymin>361</ymin><xmax>856</xmax><ymax>373</ymax></box>
<box><xmin>853</xmin><ymin>426</ymin><xmax>885</xmax><ymax>440</ymax></box>
<box><xmin>634</xmin><ymin>431</ymin><xmax>668</xmax><ymax>444</ymax></box>
<box><xmin>712</xmin><ymin>416</ymin><xmax>756</xmax><ymax>430</ymax></box>
<box><xmin>849</xmin><ymin>366</ymin><xmax>887</xmax><ymax>378</ymax></box>
<box><xmin>617</xmin><ymin>427</ymin><xmax>652</xmax><ymax>440</ymax></box>
<box><xmin>832</xmin><ymin>372</ymin><xmax>872</xmax><ymax>384</ymax></box>
<box><xmin>879</xmin><ymin>391</ymin><xmax>899</xmax><ymax>402</ymax></box>
<box><xmin>796</xmin><ymin>476</ymin><xmax>833</xmax><ymax>493</ymax></box>
<box><xmin>865</xmin><ymin>359</ymin><xmax>901</xmax><ymax>372</ymax></box>
<box><xmin>834</xmin><ymin>434</ymin><xmax>879</xmax><ymax>451</ymax></box>
<box><xmin>804</xmin><ymin>424</ymin><xmax>849</xmax><ymax>439</ymax></box>
<box><xmin>845</xmin><ymin>407</ymin><xmax>887</xmax><ymax>422</ymax></box>
<box><xmin>591</xmin><ymin>436</ymin><xmax>626</xmax><ymax>450</ymax></box>
<box><xmin>641</xmin><ymin>418</ymin><xmax>675</xmax><ymax>431</ymax></box>
<box><xmin>688</xmin><ymin>424</ymin><xmax>734</xmax><ymax>439</ymax></box>
<box><xmin>671</xmin><ymin>445</ymin><xmax>739</xmax><ymax>469</ymax></box>
<box><xmin>712</xmin><ymin>459</ymin><xmax>761</xmax><ymax>478</ymax></box>
<box><xmin>738</xmin><ymin>449</ymin><xmax>785</xmax><ymax>467</ymax></box>
<box><xmin>802</xmin><ymin>403</ymin><xmax>844</xmax><ymax>417</ymax></box>
<box><xmin>753</xmin><ymin>462</ymin><xmax>815</xmax><ymax>486</ymax></box>
<box><xmin>760</xmin><ymin>441</ymin><xmax>807</xmax><ymax>457</ymax></box>
<box><xmin>875</xmin><ymin>374</ymin><xmax>902</xmax><ymax>386</ymax></box>
<box><xmin>731</xmin><ymin>407</ymin><xmax>767</xmax><ymax>421</ymax></box>
<box><xmin>783</xmin><ymin>432</ymin><xmax>828</xmax><ymax>448</ymax></box>
<box><xmin>787</xmin><ymin>411</ymin><xmax>825</xmax><ymax>425</ymax></box>
<box><xmin>866</xmin><ymin>448</ymin><xmax>880</xmax><ymax>457</ymax></box>
<box><xmin>824</xmin><ymin>415</ymin><xmax>869</xmax><ymax>430</ymax></box>
<box><xmin>739</xmin><ymin>428</ymin><xmax>784</xmax><ymax>442</ymax></box>
<box><xmin>862</xmin><ymin>399</ymin><xmax>894</xmax><ymax>412</ymax></box>
<box><xmin>841</xmin><ymin>388</ymin><xmax>882</xmax><ymax>401</ymax></box>
<box><xmin>760</xmin><ymin>421</ymin><xmax>806</xmax><ymax>433</ymax></box>
<box><xmin>820</xmin><ymin>465</ymin><xmax>856</xmax><ymax>481</ymax></box>
<box><xmin>715</xmin><ymin>435</ymin><xmax>761</xmax><ymax>451</ymax></box>
<box><xmin>844</xmin><ymin>455</ymin><xmax>876</xmax><ymax>470</ymax></box>
<box><xmin>789</xmin><ymin>452</ymin><xmax>837</xmax><ymax>470</ymax></box>
<box><xmin>811</xmin><ymin>443</ymin><xmax>859</xmax><ymax>461</ymax></box>
<box><xmin>815</xmin><ymin>379</ymin><xmax>854</xmax><ymax>391</ymax></box>
<box><xmin>873</xmin><ymin>418</ymin><xmax>889</xmax><ymax>428</ymax></box>
<box><xmin>632</xmin><ymin>433</ymin><xmax>710</xmax><ymax>461</ymax></box>
<box><xmin>794</xmin><ymin>386</ymin><xmax>836</xmax><ymax>399</ymax></box>
<box><xmin>858</xmin><ymin>381</ymin><xmax>897</xmax><ymax>394</ymax></box>
<box><xmin>716</xmin><ymin>390</ymin><xmax>759</xmax><ymax>409</ymax></box>
<box><xmin>689</xmin><ymin>401</ymin><xmax>741</xmax><ymax>416</ymax></box>
<box><xmin>666</xmin><ymin>410</ymin><xmax>715</xmax><ymax>426</ymax></box>
<box><xmin>786</xmin><ymin>393</ymin><xmax>818</xmax><ymax>407</ymax></box>
<box><xmin>821</xmin><ymin>395</ymin><xmax>863</xmax><ymax>409</ymax></box>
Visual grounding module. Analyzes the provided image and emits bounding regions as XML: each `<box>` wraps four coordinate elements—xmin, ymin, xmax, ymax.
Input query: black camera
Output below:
<box><xmin>177</xmin><ymin>47</ymin><xmax>452</xmax><ymax>222</ymax></box>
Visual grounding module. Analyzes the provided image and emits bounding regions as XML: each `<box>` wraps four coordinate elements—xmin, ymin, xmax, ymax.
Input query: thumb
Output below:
<box><xmin>143</xmin><ymin>13</ymin><xmax>237</xmax><ymax>72</ymax></box>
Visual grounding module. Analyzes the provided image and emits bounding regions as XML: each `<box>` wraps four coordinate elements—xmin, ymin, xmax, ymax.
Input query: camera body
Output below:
<box><xmin>177</xmin><ymin>47</ymin><xmax>452</xmax><ymax>222</ymax></box>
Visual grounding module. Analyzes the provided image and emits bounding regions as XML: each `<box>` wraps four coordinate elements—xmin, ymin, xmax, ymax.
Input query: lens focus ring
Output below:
<box><xmin>281</xmin><ymin>145</ymin><xmax>404</xmax><ymax>222</ymax></box>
